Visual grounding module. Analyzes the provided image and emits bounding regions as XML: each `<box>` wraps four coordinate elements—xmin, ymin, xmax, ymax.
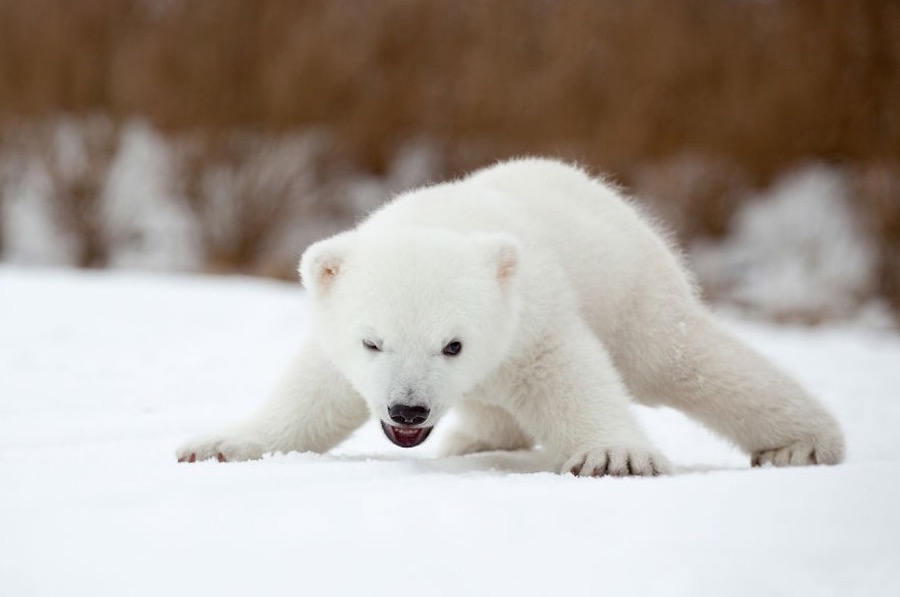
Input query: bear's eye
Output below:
<box><xmin>442</xmin><ymin>340</ymin><xmax>463</xmax><ymax>357</ymax></box>
<box><xmin>362</xmin><ymin>339</ymin><xmax>382</xmax><ymax>352</ymax></box>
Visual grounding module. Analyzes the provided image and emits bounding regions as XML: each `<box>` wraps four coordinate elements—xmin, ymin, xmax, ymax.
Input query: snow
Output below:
<box><xmin>1</xmin><ymin>267</ymin><xmax>899</xmax><ymax>597</ymax></box>
<box><xmin>103</xmin><ymin>121</ymin><xmax>203</xmax><ymax>271</ymax></box>
<box><xmin>0</xmin><ymin>153</ymin><xmax>80</xmax><ymax>266</ymax></box>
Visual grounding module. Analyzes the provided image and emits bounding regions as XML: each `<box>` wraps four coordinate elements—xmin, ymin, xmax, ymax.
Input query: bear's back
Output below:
<box><xmin>364</xmin><ymin>158</ymin><xmax>698</xmax><ymax>346</ymax></box>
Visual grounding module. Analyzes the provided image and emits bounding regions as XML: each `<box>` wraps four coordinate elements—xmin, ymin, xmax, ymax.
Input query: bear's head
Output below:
<box><xmin>300</xmin><ymin>228</ymin><xmax>522</xmax><ymax>448</ymax></box>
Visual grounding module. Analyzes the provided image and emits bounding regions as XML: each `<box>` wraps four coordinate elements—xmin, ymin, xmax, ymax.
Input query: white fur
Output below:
<box><xmin>177</xmin><ymin>158</ymin><xmax>845</xmax><ymax>476</ymax></box>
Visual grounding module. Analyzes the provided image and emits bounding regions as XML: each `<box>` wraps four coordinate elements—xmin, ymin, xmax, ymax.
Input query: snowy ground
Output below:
<box><xmin>1</xmin><ymin>266</ymin><xmax>899</xmax><ymax>597</ymax></box>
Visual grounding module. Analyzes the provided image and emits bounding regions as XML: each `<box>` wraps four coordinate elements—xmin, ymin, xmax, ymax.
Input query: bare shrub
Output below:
<box><xmin>689</xmin><ymin>165</ymin><xmax>878</xmax><ymax>324</ymax></box>
<box><xmin>853</xmin><ymin>163</ymin><xmax>900</xmax><ymax>315</ymax></box>
<box><xmin>631</xmin><ymin>155</ymin><xmax>752</xmax><ymax>244</ymax></box>
<box><xmin>171</xmin><ymin>129</ymin><xmax>343</xmax><ymax>278</ymax></box>
<box><xmin>1</xmin><ymin>115</ymin><xmax>118</xmax><ymax>267</ymax></box>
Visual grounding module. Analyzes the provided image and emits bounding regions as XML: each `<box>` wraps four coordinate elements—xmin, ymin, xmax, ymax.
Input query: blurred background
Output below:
<box><xmin>0</xmin><ymin>0</ymin><xmax>897</xmax><ymax>324</ymax></box>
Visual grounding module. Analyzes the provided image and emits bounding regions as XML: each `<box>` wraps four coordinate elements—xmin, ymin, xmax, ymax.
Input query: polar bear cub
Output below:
<box><xmin>177</xmin><ymin>158</ymin><xmax>845</xmax><ymax>476</ymax></box>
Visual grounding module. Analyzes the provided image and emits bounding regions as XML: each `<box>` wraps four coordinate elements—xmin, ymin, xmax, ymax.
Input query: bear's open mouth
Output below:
<box><xmin>381</xmin><ymin>421</ymin><xmax>433</xmax><ymax>448</ymax></box>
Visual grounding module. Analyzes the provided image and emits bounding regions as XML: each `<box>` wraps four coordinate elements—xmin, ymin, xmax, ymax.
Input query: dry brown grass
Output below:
<box><xmin>2</xmin><ymin>0</ymin><xmax>897</xmax><ymax>176</ymax></box>
<box><xmin>0</xmin><ymin>0</ymin><xmax>897</xmax><ymax>311</ymax></box>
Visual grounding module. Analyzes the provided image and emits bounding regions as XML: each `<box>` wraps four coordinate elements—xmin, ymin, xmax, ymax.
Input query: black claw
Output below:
<box><xmin>570</xmin><ymin>455</ymin><xmax>587</xmax><ymax>476</ymax></box>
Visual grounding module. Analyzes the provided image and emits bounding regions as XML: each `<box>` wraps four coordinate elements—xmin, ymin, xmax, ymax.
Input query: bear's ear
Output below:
<box><xmin>477</xmin><ymin>233</ymin><xmax>520</xmax><ymax>284</ymax></box>
<box><xmin>299</xmin><ymin>231</ymin><xmax>355</xmax><ymax>293</ymax></box>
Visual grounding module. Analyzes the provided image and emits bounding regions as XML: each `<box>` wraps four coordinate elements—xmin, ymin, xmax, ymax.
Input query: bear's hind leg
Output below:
<box><xmin>653</xmin><ymin>314</ymin><xmax>845</xmax><ymax>467</ymax></box>
<box><xmin>440</xmin><ymin>402</ymin><xmax>534</xmax><ymax>457</ymax></box>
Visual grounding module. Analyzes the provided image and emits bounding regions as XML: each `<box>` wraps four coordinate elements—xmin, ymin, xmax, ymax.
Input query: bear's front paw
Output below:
<box><xmin>562</xmin><ymin>446</ymin><xmax>670</xmax><ymax>477</ymax></box>
<box><xmin>176</xmin><ymin>434</ymin><xmax>266</xmax><ymax>463</ymax></box>
<box><xmin>751</xmin><ymin>437</ymin><xmax>843</xmax><ymax>468</ymax></box>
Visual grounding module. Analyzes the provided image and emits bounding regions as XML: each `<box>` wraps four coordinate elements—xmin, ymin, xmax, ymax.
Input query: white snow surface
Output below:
<box><xmin>1</xmin><ymin>267</ymin><xmax>899</xmax><ymax>597</ymax></box>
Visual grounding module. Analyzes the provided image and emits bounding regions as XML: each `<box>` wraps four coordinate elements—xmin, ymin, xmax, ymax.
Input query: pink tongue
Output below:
<box><xmin>381</xmin><ymin>421</ymin><xmax>433</xmax><ymax>448</ymax></box>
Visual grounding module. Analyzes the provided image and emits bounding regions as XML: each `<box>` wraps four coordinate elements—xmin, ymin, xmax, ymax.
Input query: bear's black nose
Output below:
<box><xmin>388</xmin><ymin>404</ymin><xmax>430</xmax><ymax>426</ymax></box>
